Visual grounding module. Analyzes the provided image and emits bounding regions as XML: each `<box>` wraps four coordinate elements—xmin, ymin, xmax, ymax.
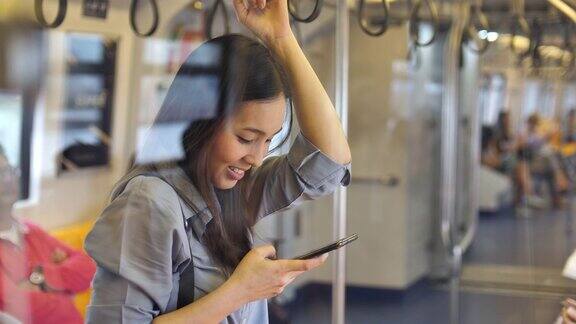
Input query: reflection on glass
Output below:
<box><xmin>0</xmin><ymin>145</ymin><xmax>97</xmax><ymax>324</ymax></box>
<box><xmin>57</xmin><ymin>33</ymin><xmax>117</xmax><ymax>173</ymax></box>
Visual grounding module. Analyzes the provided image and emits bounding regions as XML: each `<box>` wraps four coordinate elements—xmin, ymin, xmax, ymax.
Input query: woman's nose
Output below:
<box><xmin>244</xmin><ymin>144</ymin><xmax>267</xmax><ymax>168</ymax></box>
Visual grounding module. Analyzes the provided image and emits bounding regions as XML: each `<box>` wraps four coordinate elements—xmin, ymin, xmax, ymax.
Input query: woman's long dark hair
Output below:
<box><xmin>152</xmin><ymin>34</ymin><xmax>292</xmax><ymax>275</ymax></box>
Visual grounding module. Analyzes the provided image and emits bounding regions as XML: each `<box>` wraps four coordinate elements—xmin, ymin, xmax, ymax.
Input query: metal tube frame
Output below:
<box><xmin>442</xmin><ymin>1</ymin><xmax>470</xmax><ymax>323</ymax></box>
<box><xmin>333</xmin><ymin>1</ymin><xmax>349</xmax><ymax>324</ymax></box>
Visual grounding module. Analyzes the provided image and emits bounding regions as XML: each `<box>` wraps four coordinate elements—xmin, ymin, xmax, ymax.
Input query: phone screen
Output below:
<box><xmin>292</xmin><ymin>233</ymin><xmax>358</xmax><ymax>260</ymax></box>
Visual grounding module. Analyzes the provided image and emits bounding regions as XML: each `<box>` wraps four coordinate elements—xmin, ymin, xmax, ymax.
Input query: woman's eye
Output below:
<box><xmin>237</xmin><ymin>136</ymin><xmax>252</xmax><ymax>144</ymax></box>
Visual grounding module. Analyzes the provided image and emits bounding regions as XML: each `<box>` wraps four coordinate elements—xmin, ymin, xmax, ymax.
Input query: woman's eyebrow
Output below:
<box><xmin>243</xmin><ymin>127</ymin><xmax>283</xmax><ymax>136</ymax></box>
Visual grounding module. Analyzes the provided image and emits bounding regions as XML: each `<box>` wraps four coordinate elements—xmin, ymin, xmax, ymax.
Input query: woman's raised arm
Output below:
<box><xmin>233</xmin><ymin>0</ymin><xmax>351</xmax><ymax>164</ymax></box>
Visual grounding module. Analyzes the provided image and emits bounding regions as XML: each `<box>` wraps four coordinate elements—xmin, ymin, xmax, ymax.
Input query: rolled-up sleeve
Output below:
<box><xmin>248</xmin><ymin>132</ymin><xmax>350</xmax><ymax>219</ymax></box>
<box><xmin>84</xmin><ymin>177</ymin><xmax>189</xmax><ymax>324</ymax></box>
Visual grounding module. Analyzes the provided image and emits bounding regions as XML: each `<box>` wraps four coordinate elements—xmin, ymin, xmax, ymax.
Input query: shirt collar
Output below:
<box><xmin>121</xmin><ymin>163</ymin><xmax>213</xmax><ymax>238</ymax></box>
<box><xmin>155</xmin><ymin>165</ymin><xmax>214</xmax><ymax>237</ymax></box>
<box><xmin>0</xmin><ymin>221</ymin><xmax>27</xmax><ymax>246</ymax></box>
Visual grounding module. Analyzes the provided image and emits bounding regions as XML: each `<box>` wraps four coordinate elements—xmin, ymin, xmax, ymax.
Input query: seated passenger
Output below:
<box><xmin>494</xmin><ymin>111</ymin><xmax>516</xmax><ymax>158</ymax></box>
<box><xmin>481</xmin><ymin>126</ymin><xmax>537</xmax><ymax>211</ymax></box>
<box><xmin>564</xmin><ymin>109</ymin><xmax>576</xmax><ymax>143</ymax></box>
<box><xmin>0</xmin><ymin>145</ymin><xmax>96</xmax><ymax>324</ymax></box>
<box><xmin>522</xmin><ymin>114</ymin><xmax>569</xmax><ymax>207</ymax></box>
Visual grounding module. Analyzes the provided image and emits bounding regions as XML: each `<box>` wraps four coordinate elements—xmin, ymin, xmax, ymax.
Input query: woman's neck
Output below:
<box><xmin>0</xmin><ymin>208</ymin><xmax>17</xmax><ymax>231</ymax></box>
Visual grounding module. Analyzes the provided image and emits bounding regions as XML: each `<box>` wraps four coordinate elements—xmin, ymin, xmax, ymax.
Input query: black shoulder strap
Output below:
<box><xmin>112</xmin><ymin>169</ymin><xmax>195</xmax><ymax>307</ymax></box>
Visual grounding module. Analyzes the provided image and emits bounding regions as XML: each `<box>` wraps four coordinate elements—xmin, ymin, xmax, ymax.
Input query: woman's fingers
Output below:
<box><xmin>277</xmin><ymin>256</ymin><xmax>326</xmax><ymax>272</ymax></box>
<box><xmin>248</xmin><ymin>0</ymin><xmax>263</xmax><ymax>9</ymax></box>
<box><xmin>232</xmin><ymin>0</ymin><xmax>249</xmax><ymax>22</ymax></box>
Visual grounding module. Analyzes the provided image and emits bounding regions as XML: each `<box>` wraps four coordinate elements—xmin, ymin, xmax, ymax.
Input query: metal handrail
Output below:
<box><xmin>130</xmin><ymin>0</ymin><xmax>160</xmax><ymax>37</ymax></box>
<box><xmin>289</xmin><ymin>0</ymin><xmax>324</xmax><ymax>23</ymax></box>
<box><xmin>332</xmin><ymin>1</ymin><xmax>349</xmax><ymax>323</ymax></box>
<box><xmin>351</xmin><ymin>175</ymin><xmax>400</xmax><ymax>186</ymax></box>
<box><xmin>443</xmin><ymin>3</ymin><xmax>471</xmax><ymax>323</ymax></box>
<box><xmin>548</xmin><ymin>0</ymin><xmax>576</xmax><ymax>23</ymax></box>
<box><xmin>409</xmin><ymin>0</ymin><xmax>440</xmax><ymax>47</ymax></box>
<box><xmin>35</xmin><ymin>0</ymin><xmax>67</xmax><ymax>28</ymax></box>
<box><xmin>357</xmin><ymin>0</ymin><xmax>390</xmax><ymax>37</ymax></box>
<box><xmin>205</xmin><ymin>0</ymin><xmax>231</xmax><ymax>39</ymax></box>
<box><xmin>441</xmin><ymin>2</ymin><xmax>463</xmax><ymax>261</ymax></box>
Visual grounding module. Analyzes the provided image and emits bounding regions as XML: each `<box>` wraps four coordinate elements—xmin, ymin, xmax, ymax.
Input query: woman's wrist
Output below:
<box><xmin>220</xmin><ymin>276</ymin><xmax>251</xmax><ymax>306</ymax></box>
<box><xmin>266</xmin><ymin>32</ymin><xmax>299</xmax><ymax>61</ymax></box>
<box><xmin>153</xmin><ymin>278</ymin><xmax>250</xmax><ymax>324</ymax></box>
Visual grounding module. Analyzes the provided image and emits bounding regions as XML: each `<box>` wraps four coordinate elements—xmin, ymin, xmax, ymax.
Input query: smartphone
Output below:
<box><xmin>292</xmin><ymin>233</ymin><xmax>359</xmax><ymax>260</ymax></box>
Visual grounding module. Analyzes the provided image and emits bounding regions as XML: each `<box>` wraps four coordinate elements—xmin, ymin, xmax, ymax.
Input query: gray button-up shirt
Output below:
<box><xmin>84</xmin><ymin>133</ymin><xmax>350</xmax><ymax>323</ymax></box>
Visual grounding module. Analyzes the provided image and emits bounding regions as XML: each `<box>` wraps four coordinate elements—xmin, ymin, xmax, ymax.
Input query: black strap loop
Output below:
<box><xmin>465</xmin><ymin>5</ymin><xmax>490</xmax><ymax>54</ymax></box>
<box><xmin>562</xmin><ymin>22</ymin><xmax>575</xmax><ymax>70</ymax></box>
<box><xmin>529</xmin><ymin>18</ymin><xmax>542</xmax><ymax>67</ymax></box>
<box><xmin>35</xmin><ymin>0</ymin><xmax>67</xmax><ymax>29</ymax></box>
<box><xmin>357</xmin><ymin>0</ymin><xmax>389</xmax><ymax>37</ymax></box>
<box><xmin>206</xmin><ymin>0</ymin><xmax>231</xmax><ymax>39</ymax></box>
<box><xmin>409</xmin><ymin>0</ymin><xmax>440</xmax><ymax>47</ymax></box>
<box><xmin>407</xmin><ymin>43</ymin><xmax>422</xmax><ymax>70</ymax></box>
<box><xmin>130</xmin><ymin>0</ymin><xmax>160</xmax><ymax>38</ymax></box>
<box><xmin>288</xmin><ymin>0</ymin><xmax>323</xmax><ymax>23</ymax></box>
<box><xmin>509</xmin><ymin>13</ymin><xmax>531</xmax><ymax>58</ymax></box>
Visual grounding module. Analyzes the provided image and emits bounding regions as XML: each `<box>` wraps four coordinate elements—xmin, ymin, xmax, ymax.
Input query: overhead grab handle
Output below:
<box><xmin>130</xmin><ymin>0</ymin><xmax>160</xmax><ymax>37</ymax></box>
<box><xmin>465</xmin><ymin>0</ymin><xmax>490</xmax><ymax>54</ymax></box>
<box><xmin>562</xmin><ymin>20</ymin><xmax>575</xmax><ymax>70</ymax></box>
<box><xmin>509</xmin><ymin>0</ymin><xmax>531</xmax><ymax>58</ymax></box>
<box><xmin>288</xmin><ymin>0</ymin><xmax>323</xmax><ymax>23</ymax></box>
<box><xmin>357</xmin><ymin>0</ymin><xmax>390</xmax><ymax>37</ymax></box>
<box><xmin>35</xmin><ymin>0</ymin><xmax>67</xmax><ymax>28</ymax></box>
<box><xmin>409</xmin><ymin>0</ymin><xmax>440</xmax><ymax>47</ymax></box>
<box><xmin>206</xmin><ymin>0</ymin><xmax>231</xmax><ymax>39</ymax></box>
<box><xmin>529</xmin><ymin>18</ymin><xmax>543</xmax><ymax>67</ymax></box>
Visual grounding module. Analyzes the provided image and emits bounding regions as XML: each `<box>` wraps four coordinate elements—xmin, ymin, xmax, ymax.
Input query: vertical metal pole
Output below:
<box><xmin>333</xmin><ymin>1</ymin><xmax>349</xmax><ymax>324</ymax></box>
<box><xmin>442</xmin><ymin>1</ymin><xmax>468</xmax><ymax>324</ymax></box>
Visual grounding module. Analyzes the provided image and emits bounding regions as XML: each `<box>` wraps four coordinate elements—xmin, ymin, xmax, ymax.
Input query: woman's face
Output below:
<box><xmin>208</xmin><ymin>95</ymin><xmax>286</xmax><ymax>189</ymax></box>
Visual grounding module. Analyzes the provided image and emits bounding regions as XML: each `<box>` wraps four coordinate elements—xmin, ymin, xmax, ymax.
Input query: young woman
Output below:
<box><xmin>84</xmin><ymin>0</ymin><xmax>351</xmax><ymax>323</ymax></box>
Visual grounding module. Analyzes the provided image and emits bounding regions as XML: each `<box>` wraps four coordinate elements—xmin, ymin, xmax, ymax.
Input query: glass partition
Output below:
<box><xmin>1</xmin><ymin>1</ymin><xmax>575</xmax><ymax>323</ymax></box>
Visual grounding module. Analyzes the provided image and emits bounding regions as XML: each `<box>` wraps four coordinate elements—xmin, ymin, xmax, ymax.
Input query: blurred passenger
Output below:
<box><xmin>520</xmin><ymin>113</ymin><xmax>569</xmax><ymax>208</ymax></box>
<box><xmin>481</xmin><ymin>126</ymin><xmax>534</xmax><ymax>209</ymax></box>
<box><xmin>0</xmin><ymin>146</ymin><xmax>96</xmax><ymax>324</ymax></box>
<box><xmin>564</xmin><ymin>109</ymin><xmax>576</xmax><ymax>143</ymax></box>
<box><xmin>494</xmin><ymin>111</ymin><xmax>515</xmax><ymax>154</ymax></box>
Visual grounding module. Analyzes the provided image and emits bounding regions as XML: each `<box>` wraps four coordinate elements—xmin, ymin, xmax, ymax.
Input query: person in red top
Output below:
<box><xmin>0</xmin><ymin>145</ymin><xmax>96</xmax><ymax>324</ymax></box>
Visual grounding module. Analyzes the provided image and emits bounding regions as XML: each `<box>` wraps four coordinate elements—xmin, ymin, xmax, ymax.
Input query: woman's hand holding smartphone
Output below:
<box><xmin>228</xmin><ymin>245</ymin><xmax>327</xmax><ymax>302</ymax></box>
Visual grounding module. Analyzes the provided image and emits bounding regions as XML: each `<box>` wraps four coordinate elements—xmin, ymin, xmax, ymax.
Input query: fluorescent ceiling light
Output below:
<box><xmin>478</xmin><ymin>29</ymin><xmax>488</xmax><ymax>40</ymax></box>
<box><xmin>487</xmin><ymin>32</ymin><xmax>499</xmax><ymax>42</ymax></box>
